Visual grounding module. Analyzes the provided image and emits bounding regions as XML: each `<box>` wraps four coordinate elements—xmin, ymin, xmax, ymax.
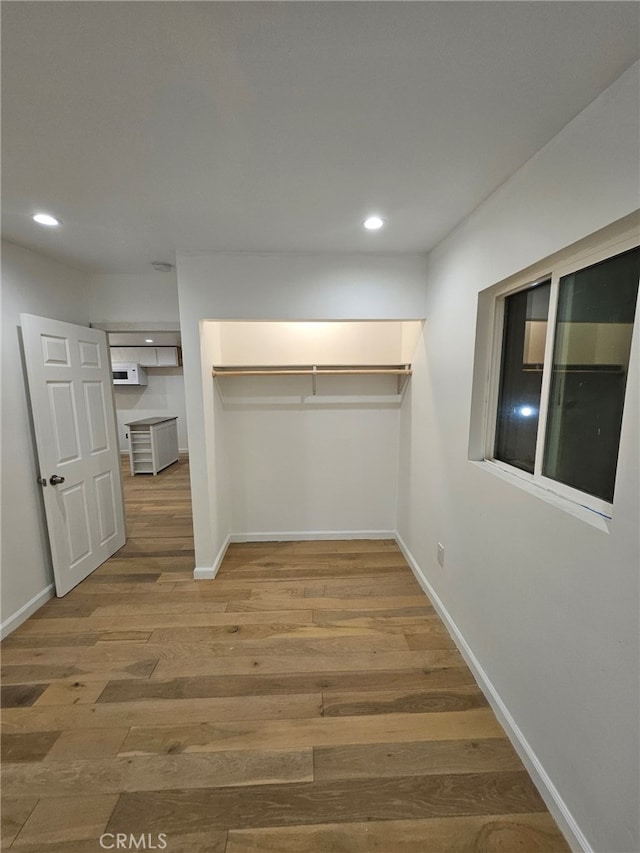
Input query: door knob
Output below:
<box><xmin>49</xmin><ymin>475</ymin><xmax>65</xmax><ymax>485</ymax></box>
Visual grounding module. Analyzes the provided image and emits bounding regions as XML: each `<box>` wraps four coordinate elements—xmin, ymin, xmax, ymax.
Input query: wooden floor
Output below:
<box><xmin>1</xmin><ymin>456</ymin><xmax>570</xmax><ymax>852</ymax></box>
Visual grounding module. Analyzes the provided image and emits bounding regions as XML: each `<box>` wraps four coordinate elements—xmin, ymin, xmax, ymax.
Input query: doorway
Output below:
<box><xmin>104</xmin><ymin>327</ymin><xmax>193</xmax><ymax>556</ymax></box>
<box><xmin>117</xmin><ymin>452</ymin><xmax>194</xmax><ymax>564</ymax></box>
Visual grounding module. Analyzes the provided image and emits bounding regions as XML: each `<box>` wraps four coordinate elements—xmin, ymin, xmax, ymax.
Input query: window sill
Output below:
<box><xmin>469</xmin><ymin>460</ymin><xmax>611</xmax><ymax>532</ymax></box>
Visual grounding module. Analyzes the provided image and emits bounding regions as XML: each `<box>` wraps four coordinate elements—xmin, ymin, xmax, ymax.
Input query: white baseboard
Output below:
<box><xmin>1</xmin><ymin>584</ymin><xmax>55</xmax><ymax>640</ymax></box>
<box><xmin>193</xmin><ymin>535</ymin><xmax>231</xmax><ymax>580</ymax></box>
<box><xmin>395</xmin><ymin>532</ymin><xmax>590</xmax><ymax>853</ymax></box>
<box><xmin>192</xmin><ymin>530</ymin><xmax>395</xmax><ymax>579</ymax></box>
<box><xmin>229</xmin><ymin>529</ymin><xmax>396</xmax><ymax>542</ymax></box>
<box><xmin>3</xmin><ymin>535</ymin><xmax>392</xmax><ymax>601</ymax></box>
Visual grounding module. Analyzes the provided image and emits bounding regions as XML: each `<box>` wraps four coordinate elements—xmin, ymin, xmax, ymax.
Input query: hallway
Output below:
<box><xmin>1</xmin><ymin>459</ymin><xmax>569</xmax><ymax>851</ymax></box>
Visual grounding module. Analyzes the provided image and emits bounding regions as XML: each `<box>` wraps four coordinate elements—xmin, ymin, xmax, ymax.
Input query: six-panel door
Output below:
<box><xmin>21</xmin><ymin>314</ymin><xmax>126</xmax><ymax>596</ymax></box>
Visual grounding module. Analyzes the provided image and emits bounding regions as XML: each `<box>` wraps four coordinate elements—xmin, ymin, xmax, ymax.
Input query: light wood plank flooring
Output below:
<box><xmin>1</xmin><ymin>456</ymin><xmax>570</xmax><ymax>851</ymax></box>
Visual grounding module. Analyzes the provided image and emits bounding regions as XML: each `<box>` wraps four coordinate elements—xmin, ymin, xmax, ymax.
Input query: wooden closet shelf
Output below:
<box><xmin>211</xmin><ymin>365</ymin><xmax>412</xmax><ymax>395</ymax></box>
<box><xmin>212</xmin><ymin>364</ymin><xmax>412</xmax><ymax>376</ymax></box>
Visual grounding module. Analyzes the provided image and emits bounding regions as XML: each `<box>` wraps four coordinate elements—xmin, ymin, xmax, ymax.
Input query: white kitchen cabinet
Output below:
<box><xmin>155</xmin><ymin>347</ymin><xmax>180</xmax><ymax>366</ymax></box>
<box><xmin>110</xmin><ymin>346</ymin><xmax>147</xmax><ymax>364</ymax></box>
<box><xmin>125</xmin><ymin>416</ymin><xmax>179</xmax><ymax>475</ymax></box>
<box><xmin>110</xmin><ymin>346</ymin><xmax>181</xmax><ymax>367</ymax></box>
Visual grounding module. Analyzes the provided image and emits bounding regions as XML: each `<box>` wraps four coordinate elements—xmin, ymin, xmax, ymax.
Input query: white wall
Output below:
<box><xmin>397</xmin><ymin>64</ymin><xmax>640</xmax><ymax>853</ymax></box>
<box><xmin>1</xmin><ymin>241</ymin><xmax>90</xmax><ymax>631</ymax></box>
<box><xmin>176</xmin><ymin>253</ymin><xmax>427</xmax><ymax>569</ymax></box>
<box><xmin>219</xmin><ymin>375</ymin><xmax>401</xmax><ymax>536</ymax></box>
<box><xmin>212</xmin><ymin>320</ymin><xmax>422</xmax><ymax>366</ymax></box>
<box><xmin>89</xmin><ymin>271</ymin><xmax>188</xmax><ymax>452</ymax></box>
<box><xmin>89</xmin><ymin>271</ymin><xmax>179</xmax><ymax>325</ymax></box>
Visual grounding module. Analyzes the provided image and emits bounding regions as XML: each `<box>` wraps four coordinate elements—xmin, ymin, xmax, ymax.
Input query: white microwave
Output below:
<box><xmin>112</xmin><ymin>362</ymin><xmax>148</xmax><ymax>385</ymax></box>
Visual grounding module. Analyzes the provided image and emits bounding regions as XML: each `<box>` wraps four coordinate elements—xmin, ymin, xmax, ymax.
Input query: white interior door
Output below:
<box><xmin>21</xmin><ymin>313</ymin><xmax>126</xmax><ymax>596</ymax></box>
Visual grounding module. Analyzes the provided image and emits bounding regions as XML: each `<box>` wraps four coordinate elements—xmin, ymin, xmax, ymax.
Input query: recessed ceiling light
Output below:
<box><xmin>32</xmin><ymin>212</ymin><xmax>62</xmax><ymax>227</ymax></box>
<box><xmin>145</xmin><ymin>339</ymin><xmax>154</xmax><ymax>343</ymax></box>
<box><xmin>363</xmin><ymin>215</ymin><xmax>385</xmax><ymax>230</ymax></box>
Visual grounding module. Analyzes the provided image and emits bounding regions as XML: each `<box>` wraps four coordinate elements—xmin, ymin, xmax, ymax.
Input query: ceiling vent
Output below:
<box><xmin>151</xmin><ymin>262</ymin><xmax>173</xmax><ymax>272</ymax></box>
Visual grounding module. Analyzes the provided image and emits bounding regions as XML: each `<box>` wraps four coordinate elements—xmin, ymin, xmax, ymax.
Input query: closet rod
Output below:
<box><xmin>212</xmin><ymin>365</ymin><xmax>412</xmax><ymax>377</ymax></box>
<box><xmin>212</xmin><ymin>364</ymin><xmax>412</xmax><ymax>394</ymax></box>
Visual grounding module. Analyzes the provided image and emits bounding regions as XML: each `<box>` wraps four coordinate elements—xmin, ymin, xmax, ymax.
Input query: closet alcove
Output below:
<box><xmin>202</xmin><ymin>320</ymin><xmax>423</xmax><ymax>540</ymax></box>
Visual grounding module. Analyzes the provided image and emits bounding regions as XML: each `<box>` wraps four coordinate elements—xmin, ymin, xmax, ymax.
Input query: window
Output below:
<box><xmin>495</xmin><ymin>280</ymin><xmax>551</xmax><ymax>474</ymax></box>
<box><xmin>488</xmin><ymin>241</ymin><xmax>639</xmax><ymax>515</ymax></box>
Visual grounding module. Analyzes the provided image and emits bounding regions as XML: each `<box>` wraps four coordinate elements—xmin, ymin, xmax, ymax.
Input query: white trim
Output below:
<box><xmin>192</xmin><ymin>535</ymin><xmax>230</xmax><ymax>580</ymax></box>
<box><xmin>471</xmin><ymin>460</ymin><xmax>610</xmax><ymax>532</ymax></box>
<box><xmin>553</xmin><ymin>229</ymin><xmax>640</xmax><ymax>281</ymax></box>
<box><xmin>229</xmin><ymin>529</ymin><xmax>396</xmax><ymax>542</ymax></box>
<box><xmin>534</xmin><ymin>273</ymin><xmax>559</xmax><ymax>477</ymax></box>
<box><xmin>1</xmin><ymin>584</ymin><xmax>55</xmax><ymax>640</ymax></box>
<box><xmin>395</xmin><ymin>532</ymin><xmax>592</xmax><ymax>853</ymax></box>
<box><xmin>479</xmin><ymin>458</ymin><xmax>613</xmax><ymax>523</ymax></box>
<box><xmin>192</xmin><ymin>530</ymin><xmax>396</xmax><ymax>578</ymax></box>
<box><xmin>483</xmin><ymin>292</ymin><xmax>507</xmax><ymax>460</ymax></box>
<box><xmin>536</xmin><ymin>474</ymin><xmax>613</xmax><ymax>520</ymax></box>
<box><xmin>482</xmin><ymin>214</ymin><xmax>639</xmax><ymax>304</ymax></box>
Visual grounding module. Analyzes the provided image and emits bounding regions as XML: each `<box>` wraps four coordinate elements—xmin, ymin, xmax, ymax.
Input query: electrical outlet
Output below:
<box><xmin>437</xmin><ymin>542</ymin><xmax>445</xmax><ymax>567</ymax></box>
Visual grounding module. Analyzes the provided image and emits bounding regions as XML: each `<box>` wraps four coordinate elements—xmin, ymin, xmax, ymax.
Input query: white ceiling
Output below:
<box><xmin>2</xmin><ymin>2</ymin><xmax>639</xmax><ymax>274</ymax></box>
